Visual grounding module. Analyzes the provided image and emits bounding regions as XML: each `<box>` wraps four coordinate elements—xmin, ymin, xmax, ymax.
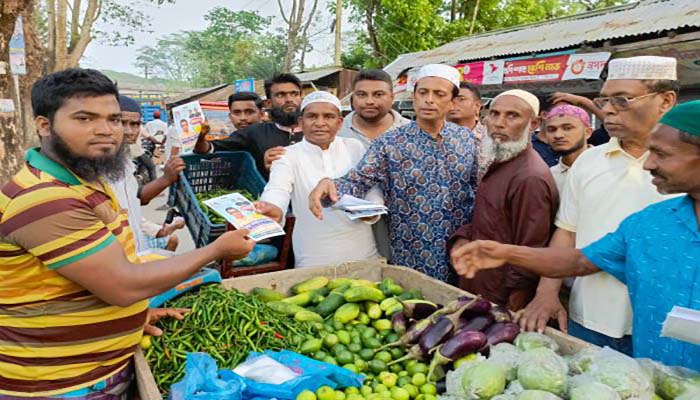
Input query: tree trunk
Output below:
<box><xmin>0</xmin><ymin>0</ymin><xmax>29</xmax><ymax>185</ymax></box>
<box><xmin>469</xmin><ymin>0</ymin><xmax>481</xmax><ymax>35</ymax></box>
<box><xmin>54</xmin><ymin>0</ymin><xmax>69</xmax><ymax>70</ymax></box>
<box><xmin>450</xmin><ymin>0</ymin><xmax>457</xmax><ymax>22</ymax></box>
<box><xmin>19</xmin><ymin>0</ymin><xmax>43</xmax><ymax>147</ymax></box>
<box><xmin>365</xmin><ymin>0</ymin><xmax>382</xmax><ymax>58</ymax></box>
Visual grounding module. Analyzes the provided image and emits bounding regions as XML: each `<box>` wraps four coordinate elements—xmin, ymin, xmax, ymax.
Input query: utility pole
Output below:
<box><xmin>334</xmin><ymin>0</ymin><xmax>342</xmax><ymax>66</ymax></box>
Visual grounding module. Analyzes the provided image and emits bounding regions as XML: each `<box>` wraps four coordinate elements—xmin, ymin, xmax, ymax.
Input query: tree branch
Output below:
<box><xmin>277</xmin><ymin>0</ymin><xmax>290</xmax><ymax>24</ymax></box>
<box><xmin>66</xmin><ymin>0</ymin><xmax>99</xmax><ymax>68</ymax></box>
<box><xmin>54</xmin><ymin>0</ymin><xmax>68</xmax><ymax>70</ymax></box>
<box><xmin>69</xmin><ymin>0</ymin><xmax>82</xmax><ymax>51</ymax></box>
<box><xmin>302</xmin><ymin>0</ymin><xmax>319</xmax><ymax>31</ymax></box>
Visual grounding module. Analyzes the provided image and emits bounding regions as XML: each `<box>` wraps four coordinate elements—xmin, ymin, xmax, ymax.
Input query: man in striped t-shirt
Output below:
<box><xmin>0</xmin><ymin>69</ymin><xmax>255</xmax><ymax>398</ymax></box>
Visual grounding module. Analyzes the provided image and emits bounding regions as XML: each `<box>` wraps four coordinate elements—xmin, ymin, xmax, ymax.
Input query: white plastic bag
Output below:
<box><xmin>232</xmin><ymin>355</ymin><xmax>300</xmax><ymax>385</ymax></box>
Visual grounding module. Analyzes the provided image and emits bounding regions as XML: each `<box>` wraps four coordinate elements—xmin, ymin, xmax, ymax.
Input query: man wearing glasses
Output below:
<box><xmin>194</xmin><ymin>73</ymin><xmax>304</xmax><ymax>178</ymax></box>
<box><xmin>513</xmin><ymin>56</ymin><xmax>679</xmax><ymax>355</ymax></box>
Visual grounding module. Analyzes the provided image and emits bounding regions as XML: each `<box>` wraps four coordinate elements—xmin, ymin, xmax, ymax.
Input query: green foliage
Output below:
<box><xmin>343</xmin><ymin>0</ymin><xmax>632</xmax><ymax>68</ymax></box>
<box><xmin>134</xmin><ymin>7</ymin><xmax>287</xmax><ymax>87</ymax></box>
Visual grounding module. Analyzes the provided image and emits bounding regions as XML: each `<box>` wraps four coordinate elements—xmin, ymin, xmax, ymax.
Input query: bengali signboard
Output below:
<box><xmin>393</xmin><ymin>52</ymin><xmax>610</xmax><ymax>93</ymax></box>
<box><xmin>502</xmin><ymin>55</ymin><xmax>569</xmax><ymax>83</ymax></box>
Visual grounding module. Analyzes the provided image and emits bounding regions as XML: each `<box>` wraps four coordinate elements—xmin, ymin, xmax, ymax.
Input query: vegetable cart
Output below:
<box><xmin>135</xmin><ymin>260</ymin><xmax>592</xmax><ymax>400</ymax></box>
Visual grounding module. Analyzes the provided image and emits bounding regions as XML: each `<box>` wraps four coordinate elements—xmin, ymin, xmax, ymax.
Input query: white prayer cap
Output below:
<box><xmin>300</xmin><ymin>91</ymin><xmax>341</xmax><ymax>112</ymax></box>
<box><xmin>493</xmin><ymin>89</ymin><xmax>540</xmax><ymax>116</ymax></box>
<box><xmin>607</xmin><ymin>56</ymin><xmax>677</xmax><ymax>81</ymax></box>
<box><xmin>416</xmin><ymin>64</ymin><xmax>461</xmax><ymax>89</ymax></box>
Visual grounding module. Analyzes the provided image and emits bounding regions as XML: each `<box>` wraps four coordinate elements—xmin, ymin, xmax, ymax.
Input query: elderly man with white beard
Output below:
<box><xmin>448</xmin><ymin>89</ymin><xmax>559</xmax><ymax>311</ymax></box>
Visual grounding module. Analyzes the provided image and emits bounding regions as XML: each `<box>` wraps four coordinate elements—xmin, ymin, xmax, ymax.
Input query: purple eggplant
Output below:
<box><xmin>401</xmin><ymin>299</ymin><xmax>439</xmax><ymax>320</ymax></box>
<box><xmin>391</xmin><ymin>311</ymin><xmax>408</xmax><ymax>335</ymax></box>
<box><xmin>427</xmin><ymin>330</ymin><xmax>488</xmax><ymax>381</ymax></box>
<box><xmin>484</xmin><ymin>322</ymin><xmax>520</xmax><ymax>346</ymax></box>
<box><xmin>387</xmin><ymin>344</ymin><xmax>428</xmax><ymax>366</ymax></box>
<box><xmin>376</xmin><ymin>317</ymin><xmax>433</xmax><ymax>351</ymax></box>
<box><xmin>418</xmin><ymin>297</ymin><xmax>480</xmax><ymax>354</ymax></box>
<box><xmin>459</xmin><ymin>298</ymin><xmax>492</xmax><ymax>319</ymax></box>
<box><xmin>457</xmin><ymin>314</ymin><xmax>495</xmax><ymax>333</ymax></box>
<box><xmin>490</xmin><ymin>305</ymin><xmax>514</xmax><ymax>322</ymax></box>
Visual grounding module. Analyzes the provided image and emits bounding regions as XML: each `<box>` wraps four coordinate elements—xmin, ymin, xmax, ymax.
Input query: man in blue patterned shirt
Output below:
<box><xmin>452</xmin><ymin>100</ymin><xmax>700</xmax><ymax>370</ymax></box>
<box><xmin>309</xmin><ymin>64</ymin><xmax>479</xmax><ymax>283</ymax></box>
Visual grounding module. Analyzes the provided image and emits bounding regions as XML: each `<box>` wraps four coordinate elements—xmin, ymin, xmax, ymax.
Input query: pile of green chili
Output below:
<box><xmin>145</xmin><ymin>285</ymin><xmax>314</xmax><ymax>393</ymax></box>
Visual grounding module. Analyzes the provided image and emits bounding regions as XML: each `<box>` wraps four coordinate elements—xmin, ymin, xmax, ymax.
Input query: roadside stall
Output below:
<box><xmin>134</xmin><ymin>261</ymin><xmax>700</xmax><ymax>400</ymax></box>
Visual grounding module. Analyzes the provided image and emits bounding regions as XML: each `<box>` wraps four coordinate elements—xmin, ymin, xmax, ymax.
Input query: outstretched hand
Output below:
<box><xmin>144</xmin><ymin>308</ymin><xmax>189</xmax><ymax>336</ymax></box>
<box><xmin>308</xmin><ymin>178</ymin><xmax>339</xmax><ymax>220</ymax></box>
<box><xmin>450</xmin><ymin>240</ymin><xmax>510</xmax><ymax>278</ymax></box>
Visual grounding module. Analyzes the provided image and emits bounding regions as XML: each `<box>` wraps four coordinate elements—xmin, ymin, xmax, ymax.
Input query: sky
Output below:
<box><xmin>82</xmin><ymin>0</ymin><xmax>345</xmax><ymax>77</ymax></box>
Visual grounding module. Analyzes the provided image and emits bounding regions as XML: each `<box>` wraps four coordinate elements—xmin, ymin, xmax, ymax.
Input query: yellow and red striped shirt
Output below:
<box><xmin>0</xmin><ymin>148</ymin><xmax>148</xmax><ymax>397</ymax></box>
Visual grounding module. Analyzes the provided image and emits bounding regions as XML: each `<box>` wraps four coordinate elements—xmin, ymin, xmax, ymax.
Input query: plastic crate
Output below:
<box><xmin>168</xmin><ymin>152</ymin><xmax>266</xmax><ymax>248</ymax></box>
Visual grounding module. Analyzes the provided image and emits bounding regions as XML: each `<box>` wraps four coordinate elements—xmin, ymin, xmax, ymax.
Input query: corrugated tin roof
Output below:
<box><xmin>295</xmin><ymin>66</ymin><xmax>344</xmax><ymax>82</ymax></box>
<box><xmin>384</xmin><ymin>0</ymin><xmax>700</xmax><ymax>77</ymax></box>
<box><xmin>165</xmin><ymin>84</ymin><xmax>228</xmax><ymax>106</ymax></box>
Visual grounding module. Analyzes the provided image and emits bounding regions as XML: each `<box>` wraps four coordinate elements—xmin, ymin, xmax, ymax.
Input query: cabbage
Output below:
<box><xmin>517</xmin><ymin>348</ymin><xmax>568</xmax><ymax>397</ymax></box>
<box><xmin>568</xmin><ymin>347</ymin><xmax>600</xmax><ymax>375</ymax></box>
<box><xmin>674</xmin><ymin>388</ymin><xmax>700</xmax><ymax>400</ymax></box>
<box><xmin>491</xmin><ymin>395</ymin><xmax>516</xmax><ymax>400</ymax></box>
<box><xmin>461</xmin><ymin>361</ymin><xmax>507</xmax><ymax>399</ymax></box>
<box><xmin>515</xmin><ymin>390</ymin><xmax>562</xmax><ymax>400</ymax></box>
<box><xmin>514</xmin><ymin>332</ymin><xmax>559</xmax><ymax>352</ymax></box>
<box><xmin>638</xmin><ymin>359</ymin><xmax>700</xmax><ymax>400</ymax></box>
<box><xmin>505</xmin><ymin>380</ymin><xmax>524</xmax><ymax>395</ymax></box>
<box><xmin>588</xmin><ymin>353</ymin><xmax>654</xmax><ymax>400</ymax></box>
<box><xmin>569</xmin><ymin>381</ymin><xmax>621</xmax><ymax>400</ymax></box>
<box><xmin>489</xmin><ymin>343</ymin><xmax>522</xmax><ymax>382</ymax></box>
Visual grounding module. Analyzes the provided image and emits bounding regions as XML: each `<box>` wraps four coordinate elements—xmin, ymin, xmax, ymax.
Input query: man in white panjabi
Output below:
<box><xmin>255</xmin><ymin>91</ymin><xmax>381</xmax><ymax>267</ymax></box>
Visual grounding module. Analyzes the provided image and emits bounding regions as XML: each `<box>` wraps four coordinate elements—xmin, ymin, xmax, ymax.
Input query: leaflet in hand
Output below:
<box><xmin>330</xmin><ymin>194</ymin><xmax>387</xmax><ymax>220</ymax></box>
<box><xmin>203</xmin><ymin>193</ymin><xmax>285</xmax><ymax>242</ymax></box>
<box><xmin>172</xmin><ymin>101</ymin><xmax>205</xmax><ymax>154</ymax></box>
<box><xmin>661</xmin><ymin>306</ymin><xmax>700</xmax><ymax>345</ymax></box>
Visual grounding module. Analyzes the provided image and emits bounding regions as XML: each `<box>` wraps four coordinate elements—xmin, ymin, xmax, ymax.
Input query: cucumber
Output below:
<box><xmin>281</xmin><ymin>291</ymin><xmax>314</xmax><ymax>306</ymax></box>
<box><xmin>291</xmin><ymin>276</ymin><xmax>329</xmax><ymax>294</ymax></box>
<box><xmin>349</xmin><ymin>279</ymin><xmax>377</xmax><ymax>288</ymax></box>
<box><xmin>250</xmin><ymin>287</ymin><xmax>285</xmax><ymax>303</ymax></box>
<box><xmin>344</xmin><ymin>286</ymin><xmax>386</xmax><ymax>303</ymax></box>
<box><xmin>294</xmin><ymin>310</ymin><xmax>324</xmax><ymax>323</ymax></box>
<box><xmin>334</xmin><ymin>303</ymin><xmax>361</xmax><ymax>324</ymax></box>
<box><xmin>267</xmin><ymin>301</ymin><xmax>305</xmax><ymax>316</ymax></box>
<box><xmin>328</xmin><ymin>278</ymin><xmax>354</xmax><ymax>290</ymax></box>
<box><xmin>316</xmin><ymin>285</ymin><xmax>350</xmax><ymax>317</ymax></box>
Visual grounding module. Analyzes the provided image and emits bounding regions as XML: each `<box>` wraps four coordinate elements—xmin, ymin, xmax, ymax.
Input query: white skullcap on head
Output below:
<box><xmin>416</xmin><ymin>64</ymin><xmax>461</xmax><ymax>89</ymax></box>
<box><xmin>607</xmin><ymin>56</ymin><xmax>677</xmax><ymax>80</ymax></box>
<box><xmin>300</xmin><ymin>91</ymin><xmax>342</xmax><ymax>112</ymax></box>
<box><xmin>493</xmin><ymin>89</ymin><xmax>540</xmax><ymax>116</ymax></box>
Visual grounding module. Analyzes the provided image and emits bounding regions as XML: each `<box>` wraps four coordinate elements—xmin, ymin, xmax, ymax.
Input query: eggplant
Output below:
<box><xmin>457</xmin><ymin>314</ymin><xmax>495</xmax><ymax>333</ymax></box>
<box><xmin>418</xmin><ymin>297</ymin><xmax>480</xmax><ymax>354</ymax></box>
<box><xmin>459</xmin><ymin>298</ymin><xmax>492</xmax><ymax>319</ymax></box>
<box><xmin>401</xmin><ymin>299</ymin><xmax>439</xmax><ymax>320</ymax></box>
<box><xmin>435</xmin><ymin>379</ymin><xmax>447</xmax><ymax>394</ymax></box>
<box><xmin>376</xmin><ymin>317</ymin><xmax>432</xmax><ymax>351</ymax></box>
<box><xmin>484</xmin><ymin>322</ymin><xmax>520</xmax><ymax>346</ymax></box>
<box><xmin>427</xmin><ymin>330</ymin><xmax>488</xmax><ymax>381</ymax></box>
<box><xmin>490</xmin><ymin>305</ymin><xmax>514</xmax><ymax>322</ymax></box>
<box><xmin>387</xmin><ymin>344</ymin><xmax>427</xmax><ymax>366</ymax></box>
<box><xmin>391</xmin><ymin>311</ymin><xmax>408</xmax><ymax>335</ymax></box>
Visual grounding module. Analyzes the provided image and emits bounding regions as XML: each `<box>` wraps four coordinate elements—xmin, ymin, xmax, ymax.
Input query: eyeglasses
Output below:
<box><xmin>273</xmin><ymin>91</ymin><xmax>301</xmax><ymax>100</ymax></box>
<box><xmin>593</xmin><ymin>92</ymin><xmax>658</xmax><ymax>110</ymax></box>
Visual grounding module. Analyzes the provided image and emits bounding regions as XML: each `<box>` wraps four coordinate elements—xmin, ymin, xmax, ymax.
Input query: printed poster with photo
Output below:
<box><xmin>203</xmin><ymin>193</ymin><xmax>285</xmax><ymax>242</ymax></box>
<box><xmin>172</xmin><ymin>101</ymin><xmax>205</xmax><ymax>153</ymax></box>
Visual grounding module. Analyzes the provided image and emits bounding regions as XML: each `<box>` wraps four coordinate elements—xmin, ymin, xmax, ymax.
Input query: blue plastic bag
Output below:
<box><xmin>228</xmin><ymin>350</ymin><xmax>365</xmax><ymax>399</ymax></box>
<box><xmin>169</xmin><ymin>353</ymin><xmax>245</xmax><ymax>400</ymax></box>
<box><xmin>232</xmin><ymin>244</ymin><xmax>278</xmax><ymax>266</ymax></box>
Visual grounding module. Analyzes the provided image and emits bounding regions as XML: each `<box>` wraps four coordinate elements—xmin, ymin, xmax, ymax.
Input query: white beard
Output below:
<box><xmin>484</xmin><ymin>126</ymin><xmax>531</xmax><ymax>164</ymax></box>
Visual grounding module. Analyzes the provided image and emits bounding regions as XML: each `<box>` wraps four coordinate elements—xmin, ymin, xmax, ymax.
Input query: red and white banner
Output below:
<box><xmin>562</xmin><ymin>52</ymin><xmax>611</xmax><ymax>80</ymax></box>
<box><xmin>502</xmin><ymin>55</ymin><xmax>569</xmax><ymax>83</ymax></box>
<box><xmin>393</xmin><ymin>52</ymin><xmax>610</xmax><ymax>93</ymax></box>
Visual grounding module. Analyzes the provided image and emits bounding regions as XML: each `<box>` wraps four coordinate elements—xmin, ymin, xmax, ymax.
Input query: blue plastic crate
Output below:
<box><xmin>168</xmin><ymin>152</ymin><xmax>266</xmax><ymax>248</ymax></box>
